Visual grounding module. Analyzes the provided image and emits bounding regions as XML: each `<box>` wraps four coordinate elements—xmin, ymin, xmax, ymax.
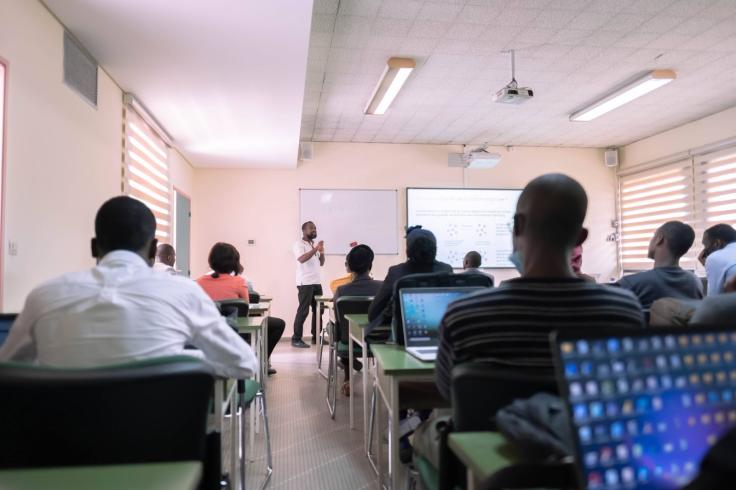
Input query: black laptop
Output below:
<box><xmin>552</xmin><ymin>326</ymin><xmax>736</xmax><ymax>489</ymax></box>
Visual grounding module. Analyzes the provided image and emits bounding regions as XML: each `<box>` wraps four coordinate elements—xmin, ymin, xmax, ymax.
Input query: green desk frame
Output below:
<box><xmin>372</xmin><ymin>344</ymin><xmax>436</xmax><ymax>489</ymax></box>
<box><xmin>447</xmin><ymin>432</ymin><xmax>520</xmax><ymax>490</ymax></box>
<box><xmin>0</xmin><ymin>461</ymin><xmax>202</xmax><ymax>490</ymax></box>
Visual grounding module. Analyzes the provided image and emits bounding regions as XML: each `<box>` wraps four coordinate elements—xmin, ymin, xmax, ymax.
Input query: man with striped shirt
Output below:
<box><xmin>435</xmin><ymin>173</ymin><xmax>644</xmax><ymax>400</ymax></box>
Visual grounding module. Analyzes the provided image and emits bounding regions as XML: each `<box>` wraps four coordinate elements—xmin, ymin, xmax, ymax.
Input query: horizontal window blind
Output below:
<box><xmin>695</xmin><ymin>149</ymin><xmax>736</xmax><ymax>236</ymax></box>
<box><xmin>123</xmin><ymin>107</ymin><xmax>171</xmax><ymax>240</ymax></box>
<box><xmin>619</xmin><ymin>159</ymin><xmax>694</xmax><ymax>271</ymax></box>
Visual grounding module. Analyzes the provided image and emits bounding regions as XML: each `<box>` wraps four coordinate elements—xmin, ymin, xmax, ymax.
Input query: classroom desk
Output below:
<box><xmin>246</xmin><ymin>302</ymin><xmax>271</xmax><ymax>386</ymax></box>
<box><xmin>237</xmin><ymin>316</ymin><xmax>267</xmax><ymax>385</ymax></box>
<box><xmin>447</xmin><ymin>432</ymin><xmax>519</xmax><ymax>490</ymax></box>
<box><xmin>346</xmin><ymin>313</ymin><xmax>370</xmax><ymax>447</ymax></box>
<box><xmin>237</xmin><ymin>315</ymin><xmax>267</xmax><ymax>458</ymax></box>
<box><xmin>0</xmin><ymin>461</ymin><xmax>202</xmax><ymax>490</ymax></box>
<box><xmin>371</xmin><ymin>344</ymin><xmax>438</xmax><ymax>490</ymax></box>
<box><xmin>315</xmin><ymin>295</ymin><xmax>333</xmax><ymax>378</ymax></box>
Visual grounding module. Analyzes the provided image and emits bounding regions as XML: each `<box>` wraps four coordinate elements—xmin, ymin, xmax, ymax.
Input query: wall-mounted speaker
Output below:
<box><xmin>299</xmin><ymin>142</ymin><xmax>313</xmax><ymax>161</ymax></box>
<box><xmin>604</xmin><ymin>148</ymin><xmax>619</xmax><ymax>168</ymax></box>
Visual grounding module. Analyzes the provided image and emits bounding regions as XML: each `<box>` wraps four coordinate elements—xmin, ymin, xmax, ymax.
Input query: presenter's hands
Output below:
<box><xmin>316</xmin><ymin>241</ymin><xmax>325</xmax><ymax>253</ymax></box>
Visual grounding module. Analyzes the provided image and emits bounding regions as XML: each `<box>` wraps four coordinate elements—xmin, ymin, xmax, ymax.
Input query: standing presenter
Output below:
<box><xmin>291</xmin><ymin>221</ymin><xmax>325</xmax><ymax>348</ymax></box>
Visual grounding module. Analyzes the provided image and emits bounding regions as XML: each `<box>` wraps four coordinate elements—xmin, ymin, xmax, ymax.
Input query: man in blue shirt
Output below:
<box><xmin>699</xmin><ymin>224</ymin><xmax>736</xmax><ymax>296</ymax></box>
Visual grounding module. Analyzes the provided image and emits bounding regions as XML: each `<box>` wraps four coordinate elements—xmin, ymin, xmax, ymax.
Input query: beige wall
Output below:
<box><xmin>192</xmin><ymin>142</ymin><xmax>616</xmax><ymax>323</ymax></box>
<box><xmin>0</xmin><ymin>0</ymin><xmax>193</xmax><ymax>311</ymax></box>
<box><xmin>621</xmin><ymin>105</ymin><xmax>736</xmax><ymax>169</ymax></box>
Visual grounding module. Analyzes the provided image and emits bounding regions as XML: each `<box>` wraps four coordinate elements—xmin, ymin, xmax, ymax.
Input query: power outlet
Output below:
<box><xmin>8</xmin><ymin>241</ymin><xmax>18</xmax><ymax>256</ymax></box>
<box><xmin>247</xmin><ymin>239</ymin><xmax>256</xmax><ymax>246</ymax></box>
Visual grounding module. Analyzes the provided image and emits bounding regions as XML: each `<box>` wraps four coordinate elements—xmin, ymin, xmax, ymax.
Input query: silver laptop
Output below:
<box><xmin>399</xmin><ymin>287</ymin><xmax>482</xmax><ymax>362</ymax></box>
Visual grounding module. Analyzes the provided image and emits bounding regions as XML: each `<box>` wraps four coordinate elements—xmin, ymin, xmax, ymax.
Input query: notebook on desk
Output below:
<box><xmin>0</xmin><ymin>314</ymin><xmax>18</xmax><ymax>348</ymax></box>
<box><xmin>399</xmin><ymin>287</ymin><xmax>482</xmax><ymax>362</ymax></box>
<box><xmin>552</xmin><ymin>326</ymin><xmax>736</xmax><ymax>490</ymax></box>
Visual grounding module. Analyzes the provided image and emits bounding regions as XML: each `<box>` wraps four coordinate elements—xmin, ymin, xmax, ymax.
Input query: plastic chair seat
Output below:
<box><xmin>241</xmin><ymin>379</ymin><xmax>261</xmax><ymax>405</ymax></box>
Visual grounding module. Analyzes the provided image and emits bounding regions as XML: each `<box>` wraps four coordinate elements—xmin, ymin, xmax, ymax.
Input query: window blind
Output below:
<box><xmin>694</xmin><ymin>149</ymin><xmax>736</xmax><ymax>235</ymax></box>
<box><xmin>618</xmin><ymin>159</ymin><xmax>694</xmax><ymax>271</ymax></box>
<box><xmin>123</xmin><ymin>107</ymin><xmax>171</xmax><ymax>240</ymax></box>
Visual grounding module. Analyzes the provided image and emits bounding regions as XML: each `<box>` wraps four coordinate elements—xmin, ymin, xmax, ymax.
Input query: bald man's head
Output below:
<box><xmin>515</xmin><ymin>173</ymin><xmax>588</xmax><ymax>251</ymax></box>
<box><xmin>156</xmin><ymin>243</ymin><xmax>176</xmax><ymax>267</ymax></box>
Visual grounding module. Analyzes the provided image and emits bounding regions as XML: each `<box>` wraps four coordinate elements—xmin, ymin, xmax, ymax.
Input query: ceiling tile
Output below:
<box><xmin>496</xmin><ymin>8</ymin><xmax>541</xmax><ymax>27</ymax></box>
<box><xmin>457</xmin><ymin>5</ymin><xmax>499</xmax><ymax>24</ymax></box>
<box><xmin>378</xmin><ymin>0</ymin><xmax>424</xmax><ymax>20</ymax></box>
<box><xmin>408</xmin><ymin>20</ymin><xmax>452</xmax><ymax>39</ymax></box>
<box><xmin>417</xmin><ymin>3</ymin><xmax>464</xmax><ymax>21</ymax></box>
<box><xmin>314</xmin><ymin>0</ymin><xmax>339</xmax><ymax>15</ymax></box>
<box><xmin>371</xmin><ymin>17</ymin><xmax>414</xmax><ymax>37</ymax></box>
<box><xmin>444</xmin><ymin>23</ymin><xmax>487</xmax><ymax>41</ymax></box>
<box><xmin>338</xmin><ymin>0</ymin><xmax>382</xmax><ymax>17</ymax></box>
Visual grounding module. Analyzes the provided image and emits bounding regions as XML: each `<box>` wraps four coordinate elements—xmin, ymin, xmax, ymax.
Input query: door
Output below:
<box><xmin>175</xmin><ymin>190</ymin><xmax>191</xmax><ymax>277</ymax></box>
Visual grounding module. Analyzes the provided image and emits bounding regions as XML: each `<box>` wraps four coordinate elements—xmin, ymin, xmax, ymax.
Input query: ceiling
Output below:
<box><xmin>45</xmin><ymin>0</ymin><xmax>313</xmax><ymax>168</ymax></box>
<box><xmin>301</xmin><ymin>0</ymin><xmax>736</xmax><ymax>148</ymax></box>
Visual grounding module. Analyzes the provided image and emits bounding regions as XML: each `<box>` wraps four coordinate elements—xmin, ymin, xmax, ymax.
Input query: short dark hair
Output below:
<box><xmin>208</xmin><ymin>242</ymin><xmax>241</xmax><ymax>278</ymax></box>
<box><xmin>658</xmin><ymin>221</ymin><xmax>695</xmax><ymax>258</ymax></box>
<box><xmin>705</xmin><ymin>224</ymin><xmax>736</xmax><ymax>245</ymax></box>
<box><xmin>517</xmin><ymin>173</ymin><xmax>588</xmax><ymax>249</ymax></box>
<box><xmin>465</xmin><ymin>251</ymin><xmax>481</xmax><ymax>268</ymax></box>
<box><xmin>301</xmin><ymin>221</ymin><xmax>314</xmax><ymax>231</ymax></box>
<box><xmin>95</xmin><ymin>196</ymin><xmax>156</xmax><ymax>254</ymax></box>
<box><xmin>156</xmin><ymin>243</ymin><xmax>175</xmax><ymax>257</ymax></box>
<box><xmin>346</xmin><ymin>245</ymin><xmax>374</xmax><ymax>274</ymax></box>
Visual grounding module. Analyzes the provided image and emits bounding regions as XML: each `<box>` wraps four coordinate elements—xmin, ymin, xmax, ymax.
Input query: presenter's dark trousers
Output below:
<box><xmin>293</xmin><ymin>284</ymin><xmax>323</xmax><ymax>341</ymax></box>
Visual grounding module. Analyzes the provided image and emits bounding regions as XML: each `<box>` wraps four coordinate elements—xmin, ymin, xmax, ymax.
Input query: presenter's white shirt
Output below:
<box><xmin>153</xmin><ymin>261</ymin><xmax>177</xmax><ymax>275</ymax></box>
<box><xmin>293</xmin><ymin>239</ymin><xmax>322</xmax><ymax>286</ymax></box>
<box><xmin>0</xmin><ymin>250</ymin><xmax>258</xmax><ymax>379</ymax></box>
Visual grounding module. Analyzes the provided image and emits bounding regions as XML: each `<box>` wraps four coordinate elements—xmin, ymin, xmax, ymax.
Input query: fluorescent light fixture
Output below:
<box><xmin>570</xmin><ymin>70</ymin><xmax>676</xmax><ymax>122</ymax></box>
<box><xmin>364</xmin><ymin>57</ymin><xmax>415</xmax><ymax>115</ymax></box>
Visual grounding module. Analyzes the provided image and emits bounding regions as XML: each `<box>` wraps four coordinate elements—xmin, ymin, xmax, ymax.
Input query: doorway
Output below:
<box><xmin>174</xmin><ymin>189</ymin><xmax>191</xmax><ymax>277</ymax></box>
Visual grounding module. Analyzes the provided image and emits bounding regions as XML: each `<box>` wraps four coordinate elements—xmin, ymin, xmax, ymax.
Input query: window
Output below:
<box><xmin>694</xmin><ymin>149</ymin><xmax>736</xmax><ymax>234</ymax></box>
<box><xmin>122</xmin><ymin>105</ymin><xmax>171</xmax><ymax>240</ymax></box>
<box><xmin>618</xmin><ymin>146</ymin><xmax>736</xmax><ymax>272</ymax></box>
<box><xmin>618</xmin><ymin>159</ymin><xmax>694</xmax><ymax>271</ymax></box>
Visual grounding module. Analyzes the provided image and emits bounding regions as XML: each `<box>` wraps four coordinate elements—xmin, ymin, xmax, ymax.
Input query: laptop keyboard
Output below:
<box><xmin>559</xmin><ymin>331</ymin><xmax>736</xmax><ymax>489</ymax></box>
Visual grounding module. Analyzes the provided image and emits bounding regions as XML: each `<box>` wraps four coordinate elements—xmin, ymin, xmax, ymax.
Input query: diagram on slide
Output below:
<box><xmin>406</xmin><ymin>188</ymin><xmax>522</xmax><ymax>268</ymax></box>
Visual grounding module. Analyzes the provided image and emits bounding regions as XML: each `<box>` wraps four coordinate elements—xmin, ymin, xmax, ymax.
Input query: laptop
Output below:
<box><xmin>0</xmin><ymin>314</ymin><xmax>18</xmax><ymax>348</ymax></box>
<box><xmin>399</xmin><ymin>287</ymin><xmax>482</xmax><ymax>362</ymax></box>
<box><xmin>552</xmin><ymin>326</ymin><xmax>736</xmax><ymax>490</ymax></box>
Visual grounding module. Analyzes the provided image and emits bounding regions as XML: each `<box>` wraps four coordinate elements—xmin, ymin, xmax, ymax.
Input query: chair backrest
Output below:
<box><xmin>391</xmin><ymin>272</ymin><xmax>493</xmax><ymax>345</ymax></box>
<box><xmin>216</xmin><ymin>299</ymin><xmax>249</xmax><ymax>318</ymax></box>
<box><xmin>451</xmin><ymin>362</ymin><xmax>557</xmax><ymax>432</ymax></box>
<box><xmin>0</xmin><ymin>356</ymin><xmax>214</xmax><ymax>469</ymax></box>
<box><xmin>334</xmin><ymin>296</ymin><xmax>374</xmax><ymax>344</ymax></box>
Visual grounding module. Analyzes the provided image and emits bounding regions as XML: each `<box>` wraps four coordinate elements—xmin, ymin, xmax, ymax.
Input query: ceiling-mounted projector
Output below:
<box><xmin>448</xmin><ymin>149</ymin><xmax>501</xmax><ymax>169</ymax></box>
<box><xmin>493</xmin><ymin>49</ymin><xmax>534</xmax><ymax>105</ymax></box>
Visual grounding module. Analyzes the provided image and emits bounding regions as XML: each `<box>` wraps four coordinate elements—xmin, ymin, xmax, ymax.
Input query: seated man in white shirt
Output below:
<box><xmin>153</xmin><ymin>243</ymin><xmax>177</xmax><ymax>275</ymax></box>
<box><xmin>699</xmin><ymin>224</ymin><xmax>736</xmax><ymax>296</ymax></box>
<box><xmin>0</xmin><ymin>196</ymin><xmax>257</xmax><ymax>379</ymax></box>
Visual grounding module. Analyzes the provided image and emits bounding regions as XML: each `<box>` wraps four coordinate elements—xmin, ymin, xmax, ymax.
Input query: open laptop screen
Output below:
<box><xmin>400</xmin><ymin>287</ymin><xmax>481</xmax><ymax>348</ymax></box>
<box><xmin>0</xmin><ymin>314</ymin><xmax>18</xmax><ymax>348</ymax></box>
<box><xmin>553</xmin><ymin>327</ymin><xmax>736</xmax><ymax>490</ymax></box>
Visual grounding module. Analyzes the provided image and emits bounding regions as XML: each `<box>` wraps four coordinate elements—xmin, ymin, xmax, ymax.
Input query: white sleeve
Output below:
<box><xmin>292</xmin><ymin>241</ymin><xmax>303</xmax><ymax>259</ymax></box>
<box><xmin>185</xmin><ymin>286</ymin><xmax>258</xmax><ymax>378</ymax></box>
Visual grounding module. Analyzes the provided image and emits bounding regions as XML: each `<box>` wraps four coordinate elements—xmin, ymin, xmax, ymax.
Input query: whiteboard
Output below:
<box><xmin>299</xmin><ymin>189</ymin><xmax>398</xmax><ymax>255</ymax></box>
<box><xmin>406</xmin><ymin>188</ymin><xmax>522</xmax><ymax>268</ymax></box>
